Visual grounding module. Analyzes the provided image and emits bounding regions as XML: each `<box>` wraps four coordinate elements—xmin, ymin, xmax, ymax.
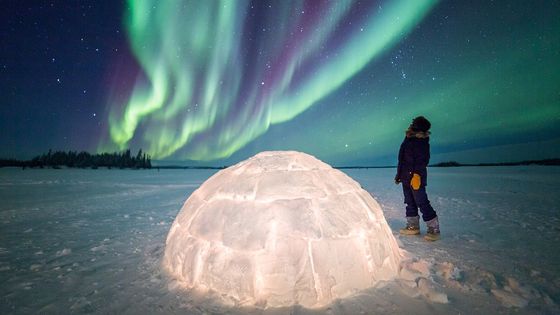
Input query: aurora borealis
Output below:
<box><xmin>2</xmin><ymin>1</ymin><xmax>560</xmax><ymax>165</ymax></box>
<box><xmin>106</xmin><ymin>0</ymin><xmax>436</xmax><ymax>160</ymax></box>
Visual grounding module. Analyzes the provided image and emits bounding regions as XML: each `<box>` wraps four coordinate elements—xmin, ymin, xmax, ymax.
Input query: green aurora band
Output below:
<box><xmin>105</xmin><ymin>0</ymin><xmax>438</xmax><ymax>160</ymax></box>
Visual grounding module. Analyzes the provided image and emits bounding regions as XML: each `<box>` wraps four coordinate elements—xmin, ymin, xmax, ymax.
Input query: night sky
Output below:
<box><xmin>2</xmin><ymin>1</ymin><xmax>559</xmax><ymax>166</ymax></box>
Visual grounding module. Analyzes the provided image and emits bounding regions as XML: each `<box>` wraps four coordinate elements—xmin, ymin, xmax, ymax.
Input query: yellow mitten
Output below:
<box><xmin>411</xmin><ymin>173</ymin><xmax>421</xmax><ymax>190</ymax></box>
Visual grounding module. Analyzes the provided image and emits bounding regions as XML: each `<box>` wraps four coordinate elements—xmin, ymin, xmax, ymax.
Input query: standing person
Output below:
<box><xmin>394</xmin><ymin>116</ymin><xmax>440</xmax><ymax>241</ymax></box>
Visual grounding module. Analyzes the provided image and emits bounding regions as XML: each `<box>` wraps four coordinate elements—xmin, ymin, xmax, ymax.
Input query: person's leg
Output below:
<box><xmin>411</xmin><ymin>186</ymin><xmax>437</xmax><ymax>222</ymax></box>
<box><xmin>400</xmin><ymin>184</ymin><xmax>420</xmax><ymax>234</ymax></box>
<box><xmin>403</xmin><ymin>184</ymin><xmax>419</xmax><ymax>217</ymax></box>
<box><xmin>412</xmin><ymin>186</ymin><xmax>440</xmax><ymax>240</ymax></box>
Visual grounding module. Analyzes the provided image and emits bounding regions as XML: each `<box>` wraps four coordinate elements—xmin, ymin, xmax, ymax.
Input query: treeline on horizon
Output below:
<box><xmin>0</xmin><ymin>149</ymin><xmax>152</xmax><ymax>169</ymax></box>
<box><xmin>332</xmin><ymin>158</ymin><xmax>560</xmax><ymax>169</ymax></box>
<box><xmin>147</xmin><ymin>158</ymin><xmax>560</xmax><ymax>170</ymax></box>
<box><xmin>430</xmin><ymin>159</ymin><xmax>560</xmax><ymax>167</ymax></box>
<box><xmin>1</xmin><ymin>151</ymin><xmax>558</xmax><ymax>170</ymax></box>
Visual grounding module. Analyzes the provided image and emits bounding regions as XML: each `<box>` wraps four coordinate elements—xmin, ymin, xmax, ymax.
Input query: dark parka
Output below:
<box><xmin>396</xmin><ymin>132</ymin><xmax>430</xmax><ymax>187</ymax></box>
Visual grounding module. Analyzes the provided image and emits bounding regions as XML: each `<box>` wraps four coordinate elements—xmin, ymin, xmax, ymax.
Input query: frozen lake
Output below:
<box><xmin>0</xmin><ymin>167</ymin><xmax>559</xmax><ymax>314</ymax></box>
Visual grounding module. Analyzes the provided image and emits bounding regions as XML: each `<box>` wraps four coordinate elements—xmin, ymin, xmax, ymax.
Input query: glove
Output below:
<box><xmin>410</xmin><ymin>173</ymin><xmax>421</xmax><ymax>190</ymax></box>
<box><xmin>394</xmin><ymin>175</ymin><xmax>401</xmax><ymax>185</ymax></box>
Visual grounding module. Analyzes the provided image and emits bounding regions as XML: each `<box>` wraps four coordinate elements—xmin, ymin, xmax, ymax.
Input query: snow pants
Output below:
<box><xmin>402</xmin><ymin>184</ymin><xmax>437</xmax><ymax>222</ymax></box>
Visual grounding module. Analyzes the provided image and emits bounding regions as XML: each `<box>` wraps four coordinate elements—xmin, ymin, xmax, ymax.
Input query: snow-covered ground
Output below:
<box><xmin>0</xmin><ymin>166</ymin><xmax>558</xmax><ymax>314</ymax></box>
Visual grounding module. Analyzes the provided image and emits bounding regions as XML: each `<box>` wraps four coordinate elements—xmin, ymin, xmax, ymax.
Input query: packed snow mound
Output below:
<box><xmin>163</xmin><ymin>151</ymin><xmax>402</xmax><ymax>308</ymax></box>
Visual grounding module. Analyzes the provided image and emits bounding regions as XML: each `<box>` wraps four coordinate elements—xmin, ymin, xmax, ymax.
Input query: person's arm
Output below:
<box><xmin>410</xmin><ymin>142</ymin><xmax>429</xmax><ymax>189</ymax></box>
<box><xmin>413</xmin><ymin>142</ymin><xmax>430</xmax><ymax>172</ymax></box>
<box><xmin>395</xmin><ymin>142</ymin><xmax>404</xmax><ymax>184</ymax></box>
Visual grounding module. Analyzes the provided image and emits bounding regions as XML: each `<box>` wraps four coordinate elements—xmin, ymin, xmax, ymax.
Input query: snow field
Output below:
<box><xmin>0</xmin><ymin>165</ymin><xmax>558</xmax><ymax>314</ymax></box>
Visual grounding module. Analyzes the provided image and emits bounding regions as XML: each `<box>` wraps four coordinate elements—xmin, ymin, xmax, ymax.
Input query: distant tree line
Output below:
<box><xmin>431</xmin><ymin>159</ymin><xmax>560</xmax><ymax>167</ymax></box>
<box><xmin>0</xmin><ymin>149</ymin><xmax>152</xmax><ymax>169</ymax></box>
<box><xmin>333</xmin><ymin>159</ymin><xmax>560</xmax><ymax>169</ymax></box>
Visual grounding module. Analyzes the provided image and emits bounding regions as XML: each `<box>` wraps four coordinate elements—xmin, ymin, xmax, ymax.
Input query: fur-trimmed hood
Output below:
<box><xmin>406</xmin><ymin>129</ymin><xmax>431</xmax><ymax>139</ymax></box>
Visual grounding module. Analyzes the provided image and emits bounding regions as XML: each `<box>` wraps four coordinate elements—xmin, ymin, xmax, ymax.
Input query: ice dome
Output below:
<box><xmin>163</xmin><ymin>151</ymin><xmax>402</xmax><ymax>308</ymax></box>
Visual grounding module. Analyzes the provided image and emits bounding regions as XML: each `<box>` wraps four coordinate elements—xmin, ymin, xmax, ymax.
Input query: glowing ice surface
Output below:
<box><xmin>163</xmin><ymin>151</ymin><xmax>402</xmax><ymax>308</ymax></box>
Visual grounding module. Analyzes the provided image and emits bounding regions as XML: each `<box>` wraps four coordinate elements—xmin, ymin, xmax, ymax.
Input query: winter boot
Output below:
<box><xmin>400</xmin><ymin>216</ymin><xmax>420</xmax><ymax>235</ymax></box>
<box><xmin>424</xmin><ymin>216</ymin><xmax>440</xmax><ymax>241</ymax></box>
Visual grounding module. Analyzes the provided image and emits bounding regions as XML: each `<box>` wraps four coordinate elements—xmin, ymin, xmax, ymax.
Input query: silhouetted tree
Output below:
<box><xmin>0</xmin><ymin>149</ymin><xmax>152</xmax><ymax>169</ymax></box>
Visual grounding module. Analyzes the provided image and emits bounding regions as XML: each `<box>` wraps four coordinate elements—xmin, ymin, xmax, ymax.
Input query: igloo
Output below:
<box><xmin>163</xmin><ymin>151</ymin><xmax>402</xmax><ymax>308</ymax></box>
